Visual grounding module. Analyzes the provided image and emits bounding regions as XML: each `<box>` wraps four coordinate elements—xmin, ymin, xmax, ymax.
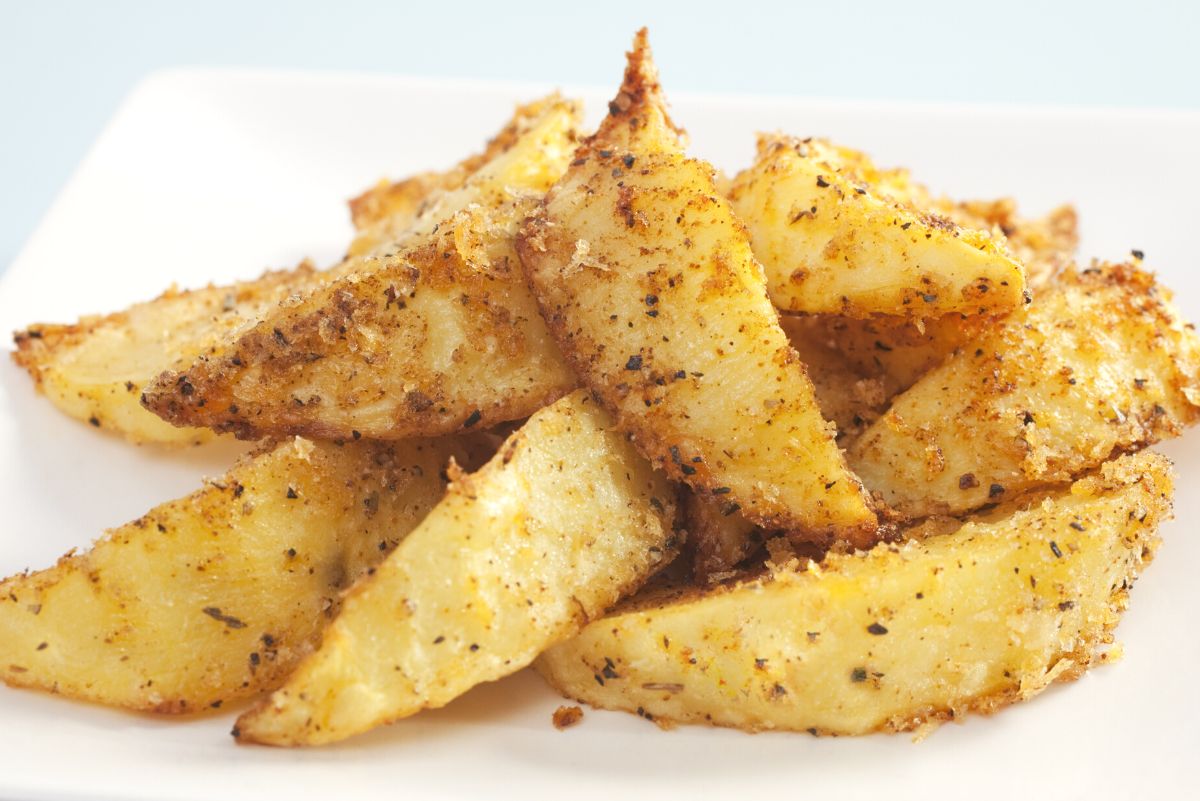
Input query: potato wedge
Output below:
<box><xmin>10</xmin><ymin>97</ymin><xmax>569</xmax><ymax>447</ymax></box>
<box><xmin>518</xmin><ymin>32</ymin><xmax>876</xmax><ymax>542</ymax></box>
<box><xmin>687</xmin><ymin>320</ymin><xmax>888</xmax><ymax>580</ymax></box>
<box><xmin>849</xmin><ymin>262</ymin><xmax>1200</xmax><ymax>518</ymax></box>
<box><xmin>727</xmin><ymin>134</ymin><xmax>1026</xmax><ymax>318</ymax></box>
<box><xmin>772</xmin><ymin>202</ymin><xmax>1077</xmax><ymax>407</ymax></box>
<box><xmin>11</xmin><ymin>262</ymin><xmax>324</xmax><ymax>445</ymax></box>
<box><xmin>537</xmin><ymin>451</ymin><xmax>1172</xmax><ymax>734</ymax></box>
<box><xmin>0</xmin><ymin>435</ymin><xmax>488</xmax><ymax>712</ymax></box>
<box><xmin>234</xmin><ymin>390</ymin><xmax>679</xmax><ymax>746</ymax></box>
<box><xmin>347</xmin><ymin>94</ymin><xmax>580</xmax><ymax>256</ymax></box>
<box><xmin>143</xmin><ymin>97</ymin><xmax>581</xmax><ymax>441</ymax></box>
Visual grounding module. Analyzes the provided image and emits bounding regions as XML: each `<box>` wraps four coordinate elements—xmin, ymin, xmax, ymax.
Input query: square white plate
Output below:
<box><xmin>1</xmin><ymin>69</ymin><xmax>1198</xmax><ymax>801</ymax></box>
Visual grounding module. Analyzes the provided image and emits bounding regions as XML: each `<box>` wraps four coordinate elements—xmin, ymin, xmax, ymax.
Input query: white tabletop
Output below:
<box><xmin>2</xmin><ymin>0</ymin><xmax>1197</xmax><ymax>274</ymax></box>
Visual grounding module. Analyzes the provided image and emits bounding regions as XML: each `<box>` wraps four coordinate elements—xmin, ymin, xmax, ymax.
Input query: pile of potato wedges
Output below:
<box><xmin>4</xmin><ymin>30</ymin><xmax>1197</xmax><ymax>746</ymax></box>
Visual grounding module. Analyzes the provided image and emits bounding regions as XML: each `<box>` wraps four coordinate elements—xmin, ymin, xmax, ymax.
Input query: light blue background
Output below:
<box><xmin>3</xmin><ymin>0</ymin><xmax>1197</xmax><ymax>273</ymax></box>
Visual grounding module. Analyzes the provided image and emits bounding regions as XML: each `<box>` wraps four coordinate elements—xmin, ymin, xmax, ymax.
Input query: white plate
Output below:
<box><xmin>1</xmin><ymin>69</ymin><xmax>1198</xmax><ymax>801</ymax></box>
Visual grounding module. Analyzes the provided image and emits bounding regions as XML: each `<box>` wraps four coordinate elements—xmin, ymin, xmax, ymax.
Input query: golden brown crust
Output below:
<box><xmin>942</xmin><ymin>199</ymin><xmax>1079</xmax><ymax>289</ymax></box>
<box><xmin>11</xmin><ymin>263</ymin><xmax>321</xmax><ymax>444</ymax></box>
<box><xmin>347</xmin><ymin>93</ymin><xmax>581</xmax><ymax>256</ymax></box>
<box><xmin>144</xmin><ymin>202</ymin><xmax>576</xmax><ymax>441</ymax></box>
<box><xmin>552</xmin><ymin>705</ymin><xmax>584</xmax><ymax>730</ymax></box>
<box><xmin>348</xmin><ymin>172</ymin><xmax>445</xmax><ymax>231</ymax></box>
<box><xmin>142</xmin><ymin>98</ymin><xmax>583</xmax><ymax>441</ymax></box>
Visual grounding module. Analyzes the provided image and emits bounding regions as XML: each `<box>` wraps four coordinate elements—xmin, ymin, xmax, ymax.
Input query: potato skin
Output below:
<box><xmin>143</xmin><ymin>98</ymin><xmax>581</xmax><ymax>442</ymax></box>
<box><xmin>727</xmin><ymin>134</ymin><xmax>1026</xmax><ymax>319</ymax></box>
<box><xmin>235</xmin><ymin>390</ymin><xmax>678</xmax><ymax>746</ymax></box>
<box><xmin>849</xmin><ymin>262</ymin><xmax>1200</xmax><ymax>518</ymax></box>
<box><xmin>11</xmin><ymin>262</ymin><xmax>324</xmax><ymax>445</ymax></box>
<box><xmin>537</xmin><ymin>451</ymin><xmax>1172</xmax><ymax>734</ymax></box>
<box><xmin>0</xmin><ymin>435</ymin><xmax>488</xmax><ymax>713</ymax></box>
<box><xmin>518</xmin><ymin>32</ymin><xmax>876</xmax><ymax>544</ymax></box>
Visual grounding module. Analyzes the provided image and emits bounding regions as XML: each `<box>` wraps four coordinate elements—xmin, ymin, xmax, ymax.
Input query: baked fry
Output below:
<box><xmin>143</xmin><ymin>96</ymin><xmax>581</xmax><ymax>441</ymax></box>
<box><xmin>0</xmin><ymin>435</ymin><xmax>488</xmax><ymax>711</ymax></box>
<box><xmin>849</xmin><ymin>262</ymin><xmax>1200</xmax><ymax>517</ymax></box>
<box><xmin>235</xmin><ymin>391</ymin><xmax>678</xmax><ymax>745</ymax></box>
<box><xmin>518</xmin><ymin>32</ymin><xmax>876</xmax><ymax>544</ymax></box>
<box><xmin>727</xmin><ymin>134</ymin><xmax>1026</xmax><ymax>318</ymax></box>
<box><xmin>537</xmin><ymin>451</ymin><xmax>1171</xmax><ymax>734</ymax></box>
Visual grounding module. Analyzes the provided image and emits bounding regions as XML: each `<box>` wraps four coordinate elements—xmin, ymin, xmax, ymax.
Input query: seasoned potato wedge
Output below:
<box><xmin>143</xmin><ymin>97</ymin><xmax>581</xmax><ymax>441</ymax></box>
<box><xmin>0</xmin><ymin>435</ymin><xmax>488</xmax><ymax>712</ymax></box>
<box><xmin>347</xmin><ymin>94</ymin><xmax>579</xmax><ymax>256</ymax></box>
<box><xmin>774</xmin><ymin>203</ymin><xmax>1078</xmax><ymax>406</ymax></box>
<box><xmin>11</xmin><ymin>262</ymin><xmax>324</xmax><ymax>445</ymax></box>
<box><xmin>727</xmin><ymin>134</ymin><xmax>1026</xmax><ymax>318</ymax></box>
<box><xmin>537</xmin><ymin>451</ymin><xmax>1172</xmax><ymax>734</ymax></box>
<box><xmin>235</xmin><ymin>390</ymin><xmax>679</xmax><ymax>746</ymax></box>
<box><xmin>519</xmin><ymin>33</ymin><xmax>876</xmax><ymax>542</ymax></box>
<box><xmin>850</xmin><ymin>263</ymin><xmax>1200</xmax><ymax>517</ymax></box>
<box><xmin>10</xmin><ymin>97</ymin><xmax>568</xmax><ymax>446</ymax></box>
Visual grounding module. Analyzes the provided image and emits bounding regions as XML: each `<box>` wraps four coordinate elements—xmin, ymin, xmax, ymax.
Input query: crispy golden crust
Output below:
<box><xmin>348</xmin><ymin>173</ymin><xmax>445</xmax><ymax>235</ymax></box>
<box><xmin>849</xmin><ymin>262</ymin><xmax>1200</xmax><ymax>518</ymax></box>
<box><xmin>518</xmin><ymin>31</ymin><xmax>877</xmax><ymax>544</ymax></box>
<box><xmin>11</xmin><ymin>262</ymin><xmax>323</xmax><ymax>445</ymax></box>
<box><xmin>144</xmin><ymin>201</ymin><xmax>576</xmax><ymax>441</ymax></box>
<box><xmin>552</xmin><ymin>705</ymin><xmax>584</xmax><ymax>729</ymax></box>
<box><xmin>537</xmin><ymin>451</ymin><xmax>1172</xmax><ymax>735</ymax></box>
<box><xmin>142</xmin><ymin>99</ymin><xmax>582</xmax><ymax>441</ymax></box>
<box><xmin>761</xmin><ymin>202</ymin><xmax>1077</xmax><ymax>408</ymax></box>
